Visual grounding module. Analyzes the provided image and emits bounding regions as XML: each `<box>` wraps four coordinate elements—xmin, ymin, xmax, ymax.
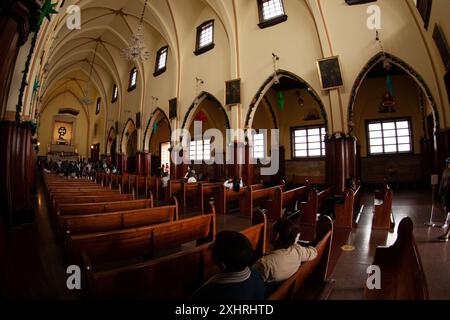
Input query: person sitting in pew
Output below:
<box><xmin>322</xmin><ymin>177</ymin><xmax>357</xmax><ymax>219</ymax></box>
<box><xmin>253</xmin><ymin>218</ymin><xmax>317</xmax><ymax>295</ymax></box>
<box><xmin>161</xmin><ymin>171</ymin><xmax>170</xmax><ymax>189</ymax></box>
<box><xmin>191</xmin><ymin>231</ymin><xmax>266</xmax><ymax>300</ymax></box>
<box><xmin>224</xmin><ymin>177</ymin><xmax>244</xmax><ymax>192</ymax></box>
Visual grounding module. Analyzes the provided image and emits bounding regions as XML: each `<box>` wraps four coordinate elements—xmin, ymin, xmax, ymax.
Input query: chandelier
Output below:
<box><xmin>81</xmin><ymin>42</ymin><xmax>100</xmax><ymax>106</ymax></box>
<box><xmin>122</xmin><ymin>0</ymin><xmax>151</xmax><ymax>62</ymax></box>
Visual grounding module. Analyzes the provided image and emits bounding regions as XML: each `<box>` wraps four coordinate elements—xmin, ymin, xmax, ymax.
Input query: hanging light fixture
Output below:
<box><xmin>122</xmin><ymin>0</ymin><xmax>151</xmax><ymax>62</ymax></box>
<box><xmin>272</xmin><ymin>53</ymin><xmax>280</xmax><ymax>84</ymax></box>
<box><xmin>81</xmin><ymin>41</ymin><xmax>100</xmax><ymax>106</ymax></box>
<box><xmin>376</xmin><ymin>30</ymin><xmax>391</xmax><ymax>70</ymax></box>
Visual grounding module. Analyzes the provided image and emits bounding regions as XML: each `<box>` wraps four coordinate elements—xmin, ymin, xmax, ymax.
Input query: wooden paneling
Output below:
<box><xmin>0</xmin><ymin>121</ymin><xmax>36</xmax><ymax>226</ymax></box>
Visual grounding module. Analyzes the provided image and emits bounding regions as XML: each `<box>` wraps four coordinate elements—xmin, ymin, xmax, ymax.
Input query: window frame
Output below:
<box><xmin>154</xmin><ymin>46</ymin><xmax>169</xmax><ymax>77</ymax></box>
<box><xmin>112</xmin><ymin>84</ymin><xmax>118</xmax><ymax>103</ymax></box>
<box><xmin>194</xmin><ymin>20</ymin><xmax>215</xmax><ymax>56</ymax></box>
<box><xmin>252</xmin><ymin>131</ymin><xmax>266</xmax><ymax>160</ymax></box>
<box><xmin>257</xmin><ymin>0</ymin><xmax>288</xmax><ymax>29</ymax></box>
<box><xmin>189</xmin><ymin>139</ymin><xmax>211</xmax><ymax>162</ymax></box>
<box><xmin>365</xmin><ymin>117</ymin><xmax>414</xmax><ymax>157</ymax></box>
<box><xmin>128</xmin><ymin>67</ymin><xmax>138</xmax><ymax>92</ymax></box>
<box><xmin>96</xmin><ymin>97</ymin><xmax>101</xmax><ymax>115</ymax></box>
<box><xmin>290</xmin><ymin>125</ymin><xmax>327</xmax><ymax>159</ymax></box>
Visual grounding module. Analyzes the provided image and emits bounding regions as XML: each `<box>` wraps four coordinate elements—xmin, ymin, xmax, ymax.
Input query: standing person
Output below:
<box><xmin>191</xmin><ymin>231</ymin><xmax>266</xmax><ymax>300</ymax></box>
<box><xmin>438</xmin><ymin>157</ymin><xmax>450</xmax><ymax>242</ymax></box>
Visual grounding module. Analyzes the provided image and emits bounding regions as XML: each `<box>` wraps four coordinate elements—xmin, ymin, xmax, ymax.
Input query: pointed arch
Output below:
<box><xmin>347</xmin><ymin>52</ymin><xmax>441</xmax><ymax>134</ymax></box>
<box><xmin>106</xmin><ymin>126</ymin><xmax>116</xmax><ymax>154</ymax></box>
<box><xmin>143</xmin><ymin>107</ymin><xmax>172</xmax><ymax>152</ymax></box>
<box><xmin>181</xmin><ymin>91</ymin><xmax>231</xmax><ymax>131</ymax></box>
<box><xmin>120</xmin><ymin>118</ymin><xmax>136</xmax><ymax>154</ymax></box>
<box><xmin>245</xmin><ymin>70</ymin><xmax>328</xmax><ymax>132</ymax></box>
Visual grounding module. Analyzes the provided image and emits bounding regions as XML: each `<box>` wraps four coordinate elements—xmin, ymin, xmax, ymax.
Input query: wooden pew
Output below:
<box><xmin>335</xmin><ymin>182</ymin><xmax>363</xmax><ymax>229</ymax></box>
<box><xmin>144</xmin><ymin>177</ymin><xmax>160</xmax><ymax>206</ymax></box>
<box><xmin>67</xmin><ymin>205</ymin><xmax>216</xmax><ymax>266</ymax></box>
<box><xmin>167</xmin><ymin>179</ymin><xmax>183</xmax><ymax>203</ymax></box>
<box><xmin>242</xmin><ymin>183</ymin><xmax>287</xmax><ymax>219</ymax></box>
<box><xmin>216</xmin><ymin>183</ymin><xmax>263</xmax><ymax>215</ymax></box>
<box><xmin>268</xmin><ymin>215</ymin><xmax>333</xmax><ymax>300</ymax></box>
<box><xmin>268</xmin><ymin>186</ymin><xmax>308</xmax><ymax>220</ymax></box>
<box><xmin>365</xmin><ymin>217</ymin><xmax>428</xmax><ymax>300</ymax></box>
<box><xmin>201</xmin><ymin>182</ymin><xmax>223</xmax><ymax>210</ymax></box>
<box><xmin>83</xmin><ymin>210</ymin><xmax>267</xmax><ymax>299</ymax></box>
<box><xmin>61</xmin><ymin>198</ymin><xmax>178</xmax><ymax>239</ymax></box>
<box><xmin>291</xmin><ymin>175</ymin><xmax>326</xmax><ymax>187</ymax></box>
<box><xmin>181</xmin><ymin>181</ymin><xmax>204</xmax><ymax>214</ymax></box>
<box><xmin>56</xmin><ymin>199</ymin><xmax>152</xmax><ymax>217</ymax></box>
<box><xmin>297</xmin><ymin>187</ymin><xmax>332</xmax><ymax>226</ymax></box>
<box><xmin>372</xmin><ymin>183</ymin><xmax>395</xmax><ymax>230</ymax></box>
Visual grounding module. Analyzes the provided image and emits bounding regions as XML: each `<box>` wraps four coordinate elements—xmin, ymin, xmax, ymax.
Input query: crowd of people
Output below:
<box><xmin>38</xmin><ymin>158</ymin><xmax>117</xmax><ymax>179</ymax></box>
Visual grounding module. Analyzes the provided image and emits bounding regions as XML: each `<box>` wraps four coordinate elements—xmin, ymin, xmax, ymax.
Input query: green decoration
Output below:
<box><xmin>153</xmin><ymin>122</ymin><xmax>158</xmax><ymax>133</ymax></box>
<box><xmin>277</xmin><ymin>91</ymin><xmax>284</xmax><ymax>111</ymax></box>
<box><xmin>386</xmin><ymin>74</ymin><xmax>394</xmax><ymax>97</ymax></box>
<box><xmin>32</xmin><ymin>78</ymin><xmax>40</xmax><ymax>95</ymax></box>
<box><xmin>38</xmin><ymin>0</ymin><xmax>59</xmax><ymax>28</ymax></box>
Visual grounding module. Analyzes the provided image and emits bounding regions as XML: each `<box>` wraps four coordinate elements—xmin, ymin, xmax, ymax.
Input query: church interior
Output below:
<box><xmin>1</xmin><ymin>0</ymin><xmax>450</xmax><ymax>301</ymax></box>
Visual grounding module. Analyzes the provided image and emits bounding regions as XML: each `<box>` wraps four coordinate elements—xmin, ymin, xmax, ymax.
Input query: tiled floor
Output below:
<box><xmin>1</xmin><ymin>177</ymin><xmax>449</xmax><ymax>299</ymax></box>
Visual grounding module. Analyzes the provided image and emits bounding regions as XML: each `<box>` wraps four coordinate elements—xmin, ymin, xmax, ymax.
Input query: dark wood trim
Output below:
<box><xmin>365</xmin><ymin>117</ymin><xmax>415</xmax><ymax>157</ymax></box>
<box><xmin>258</xmin><ymin>14</ymin><xmax>288</xmax><ymax>29</ymax></box>
<box><xmin>154</xmin><ymin>46</ymin><xmax>169</xmax><ymax>76</ymax></box>
<box><xmin>194</xmin><ymin>20</ymin><xmax>215</xmax><ymax>56</ymax></box>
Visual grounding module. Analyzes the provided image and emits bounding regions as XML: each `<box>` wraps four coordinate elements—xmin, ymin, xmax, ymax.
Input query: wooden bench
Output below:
<box><xmin>268</xmin><ymin>215</ymin><xmax>333</xmax><ymax>300</ymax></box>
<box><xmin>61</xmin><ymin>198</ymin><xmax>178</xmax><ymax>240</ymax></box>
<box><xmin>182</xmin><ymin>181</ymin><xmax>204</xmax><ymax>214</ymax></box>
<box><xmin>83</xmin><ymin>210</ymin><xmax>267</xmax><ymax>299</ymax></box>
<box><xmin>242</xmin><ymin>183</ymin><xmax>286</xmax><ymax>219</ymax></box>
<box><xmin>67</xmin><ymin>205</ymin><xmax>216</xmax><ymax>267</ymax></box>
<box><xmin>365</xmin><ymin>217</ymin><xmax>428</xmax><ymax>300</ymax></box>
<box><xmin>291</xmin><ymin>175</ymin><xmax>326</xmax><ymax>187</ymax></box>
<box><xmin>335</xmin><ymin>182</ymin><xmax>363</xmax><ymax>229</ymax></box>
<box><xmin>215</xmin><ymin>183</ymin><xmax>263</xmax><ymax>215</ymax></box>
<box><xmin>201</xmin><ymin>182</ymin><xmax>223</xmax><ymax>211</ymax></box>
<box><xmin>372</xmin><ymin>183</ymin><xmax>395</xmax><ymax>230</ymax></box>
<box><xmin>295</xmin><ymin>187</ymin><xmax>332</xmax><ymax>226</ymax></box>
<box><xmin>269</xmin><ymin>186</ymin><xmax>308</xmax><ymax>220</ymax></box>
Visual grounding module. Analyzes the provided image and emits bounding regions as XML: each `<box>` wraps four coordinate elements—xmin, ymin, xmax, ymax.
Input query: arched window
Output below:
<box><xmin>128</xmin><ymin>67</ymin><xmax>138</xmax><ymax>91</ymax></box>
<box><xmin>154</xmin><ymin>46</ymin><xmax>169</xmax><ymax>76</ymax></box>
<box><xmin>257</xmin><ymin>0</ymin><xmax>287</xmax><ymax>29</ymax></box>
<box><xmin>96</xmin><ymin>97</ymin><xmax>101</xmax><ymax>115</ymax></box>
<box><xmin>194</xmin><ymin>20</ymin><xmax>215</xmax><ymax>55</ymax></box>
<box><xmin>112</xmin><ymin>83</ymin><xmax>118</xmax><ymax>103</ymax></box>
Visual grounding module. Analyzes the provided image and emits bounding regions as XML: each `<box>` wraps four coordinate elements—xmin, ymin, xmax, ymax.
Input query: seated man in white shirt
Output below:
<box><xmin>223</xmin><ymin>177</ymin><xmax>244</xmax><ymax>192</ymax></box>
<box><xmin>253</xmin><ymin>218</ymin><xmax>317</xmax><ymax>295</ymax></box>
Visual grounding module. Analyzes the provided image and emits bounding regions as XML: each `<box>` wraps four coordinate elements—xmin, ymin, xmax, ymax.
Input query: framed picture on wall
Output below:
<box><xmin>225</xmin><ymin>78</ymin><xmax>241</xmax><ymax>106</ymax></box>
<box><xmin>136</xmin><ymin>112</ymin><xmax>141</xmax><ymax>129</ymax></box>
<box><xmin>316</xmin><ymin>56</ymin><xmax>344</xmax><ymax>90</ymax></box>
<box><xmin>416</xmin><ymin>0</ymin><xmax>433</xmax><ymax>30</ymax></box>
<box><xmin>433</xmin><ymin>24</ymin><xmax>450</xmax><ymax>70</ymax></box>
<box><xmin>169</xmin><ymin>98</ymin><xmax>177</xmax><ymax>119</ymax></box>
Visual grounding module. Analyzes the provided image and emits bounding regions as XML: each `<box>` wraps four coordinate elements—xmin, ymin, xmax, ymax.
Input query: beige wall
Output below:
<box><xmin>353</xmin><ymin>75</ymin><xmax>425</xmax><ymax>157</ymax></box>
<box><xmin>7</xmin><ymin>0</ymin><xmax>449</xmax><ymax>162</ymax></box>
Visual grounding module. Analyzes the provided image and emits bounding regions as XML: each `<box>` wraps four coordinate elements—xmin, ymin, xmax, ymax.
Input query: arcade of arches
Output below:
<box><xmin>1</xmin><ymin>0</ymin><xmax>450</xmax><ymax>300</ymax></box>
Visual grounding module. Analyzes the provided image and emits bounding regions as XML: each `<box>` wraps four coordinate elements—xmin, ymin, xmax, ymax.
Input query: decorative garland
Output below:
<box><xmin>244</xmin><ymin>70</ymin><xmax>328</xmax><ymax>132</ymax></box>
<box><xmin>347</xmin><ymin>52</ymin><xmax>440</xmax><ymax>135</ymax></box>
<box><xmin>15</xmin><ymin>0</ymin><xmax>58</xmax><ymax>123</ymax></box>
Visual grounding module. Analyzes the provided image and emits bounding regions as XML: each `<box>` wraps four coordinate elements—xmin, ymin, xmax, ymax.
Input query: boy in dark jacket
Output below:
<box><xmin>191</xmin><ymin>231</ymin><xmax>265</xmax><ymax>300</ymax></box>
